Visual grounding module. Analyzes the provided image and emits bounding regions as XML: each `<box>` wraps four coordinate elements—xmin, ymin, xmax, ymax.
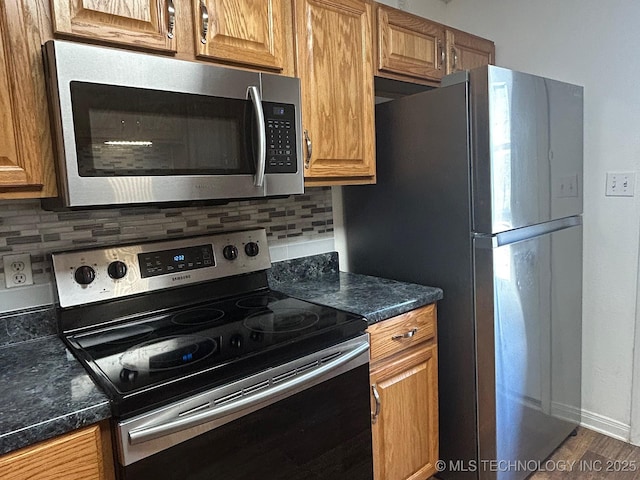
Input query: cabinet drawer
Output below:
<box><xmin>368</xmin><ymin>303</ymin><xmax>436</xmax><ymax>362</ymax></box>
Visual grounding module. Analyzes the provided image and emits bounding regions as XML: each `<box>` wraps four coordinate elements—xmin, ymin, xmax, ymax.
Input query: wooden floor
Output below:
<box><xmin>529</xmin><ymin>427</ymin><xmax>640</xmax><ymax>479</ymax></box>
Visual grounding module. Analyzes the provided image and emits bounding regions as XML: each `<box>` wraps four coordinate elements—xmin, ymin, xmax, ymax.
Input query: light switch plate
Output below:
<box><xmin>605</xmin><ymin>172</ymin><xmax>635</xmax><ymax>197</ymax></box>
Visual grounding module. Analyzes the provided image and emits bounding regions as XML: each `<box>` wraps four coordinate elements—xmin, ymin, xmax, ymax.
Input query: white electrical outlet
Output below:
<box><xmin>3</xmin><ymin>253</ymin><xmax>34</xmax><ymax>288</ymax></box>
<box><xmin>605</xmin><ymin>172</ymin><xmax>636</xmax><ymax>197</ymax></box>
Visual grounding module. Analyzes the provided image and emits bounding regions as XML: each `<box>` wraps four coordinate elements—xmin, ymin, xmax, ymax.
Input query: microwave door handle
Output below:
<box><xmin>247</xmin><ymin>86</ymin><xmax>266</xmax><ymax>188</ymax></box>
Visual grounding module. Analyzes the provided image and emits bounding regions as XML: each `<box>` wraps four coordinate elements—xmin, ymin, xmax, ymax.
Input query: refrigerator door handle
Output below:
<box><xmin>474</xmin><ymin>216</ymin><xmax>582</xmax><ymax>248</ymax></box>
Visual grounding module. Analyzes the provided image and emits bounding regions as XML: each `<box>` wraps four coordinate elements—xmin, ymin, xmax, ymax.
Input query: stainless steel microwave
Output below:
<box><xmin>42</xmin><ymin>40</ymin><xmax>304</xmax><ymax>208</ymax></box>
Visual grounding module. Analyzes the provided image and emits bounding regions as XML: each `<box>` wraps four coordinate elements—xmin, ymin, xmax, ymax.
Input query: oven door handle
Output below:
<box><xmin>127</xmin><ymin>340</ymin><xmax>369</xmax><ymax>446</ymax></box>
<box><xmin>247</xmin><ymin>85</ymin><xmax>266</xmax><ymax>188</ymax></box>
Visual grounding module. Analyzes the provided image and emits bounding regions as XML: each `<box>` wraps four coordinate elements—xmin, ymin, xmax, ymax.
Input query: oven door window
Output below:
<box><xmin>70</xmin><ymin>82</ymin><xmax>255</xmax><ymax>177</ymax></box>
<box><xmin>120</xmin><ymin>364</ymin><xmax>373</xmax><ymax>480</ymax></box>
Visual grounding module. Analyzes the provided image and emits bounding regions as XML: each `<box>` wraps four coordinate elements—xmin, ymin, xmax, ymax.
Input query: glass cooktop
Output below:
<box><xmin>66</xmin><ymin>290</ymin><xmax>365</xmax><ymax>402</ymax></box>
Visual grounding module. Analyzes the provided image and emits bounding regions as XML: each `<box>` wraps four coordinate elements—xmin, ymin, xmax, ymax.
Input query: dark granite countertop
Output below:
<box><xmin>0</xmin><ymin>251</ymin><xmax>442</xmax><ymax>456</ymax></box>
<box><xmin>269</xmin><ymin>252</ymin><xmax>443</xmax><ymax>323</ymax></box>
<box><xmin>0</xmin><ymin>334</ymin><xmax>111</xmax><ymax>455</ymax></box>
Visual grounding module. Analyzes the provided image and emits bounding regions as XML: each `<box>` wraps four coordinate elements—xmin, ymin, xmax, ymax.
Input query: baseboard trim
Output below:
<box><xmin>551</xmin><ymin>401</ymin><xmax>581</xmax><ymax>424</ymax></box>
<box><xmin>580</xmin><ymin>408</ymin><xmax>630</xmax><ymax>442</ymax></box>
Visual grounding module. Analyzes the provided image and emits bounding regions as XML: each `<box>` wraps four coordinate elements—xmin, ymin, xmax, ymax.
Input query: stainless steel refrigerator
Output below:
<box><xmin>343</xmin><ymin>65</ymin><xmax>583</xmax><ymax>480</ymax></box>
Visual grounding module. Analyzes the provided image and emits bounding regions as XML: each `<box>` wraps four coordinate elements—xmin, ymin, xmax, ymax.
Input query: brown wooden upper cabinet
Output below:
<box><xmin>195</xmin><ymin>0</ymin><xmax>289</xmax><ymax>72</ymax></box>
<box><xmin>49</xmin><ymin>0</ymin><xmax>295</xmax><ymax>74</ymax></box>
<box><xmin>50</xmin><ymin>0</ymin><xmax>177</xmax><ymax>52</ymax></box>
<box><xmin>375</xmin><ymin>3</ymin><xmax>446</xmax><ymax>84</ymax></box>
<box><xmin>374</xmin><ymin>3</ymin><xmax>494</xmax><ymax>85</ymax></box>
<box><xmin>446</xmin><ymin>28</ymin><xmax>495</xmax><ymax>74</ymax></box>
<box><xmin>293</xmin><ymin>0</ymin><xmax>376</xmax><ymax>186</ymax></box>
<box><xmin>0</xmin><ymin>0</ymin><xmax>57</xmax><ymax>199</ymax></box>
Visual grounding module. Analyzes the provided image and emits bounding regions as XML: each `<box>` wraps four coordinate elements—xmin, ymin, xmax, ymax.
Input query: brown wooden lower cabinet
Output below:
<box><xmin>368</xmin><ymin>304</ymin><xmax>439</xmax><ymax>480</ymax></box>
<box><xmin>0</xmin><ymin>421</ymin><xmax>115</xmax><ymax>480</ymax></box>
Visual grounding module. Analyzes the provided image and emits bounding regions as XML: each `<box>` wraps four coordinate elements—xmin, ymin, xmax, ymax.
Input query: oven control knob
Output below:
<box><xmin>244</xmin><ymin>242</ymin><xmax>259</xmax><ymax>257</ymax></box>
<box><xmin>250</xmin><ymin>329</ymin><xmax>264</xmax><ymax>342</ymax></box>
<box><xmin>74</xmin><ymin>265</ymin><xmax>96</xmax><ymax>285</ymax></box>
<box><xmin>229</xmin><ymin>334</ymin><xmax>243</xmax><ymax>349</ymax></box>
<box><xmin>120</xmin><ymin>368</ymin><xmax>138</xmax><ymax>383</ymax></box>
<box><xmin>107</xmin><ymin>261</ymin><xmax>127</xmax><ymax>279</ymax></box>
<box><xmin>223</xmin><ymin>245</ymin><xmax>238</xmax><ymax>261</ymax></box>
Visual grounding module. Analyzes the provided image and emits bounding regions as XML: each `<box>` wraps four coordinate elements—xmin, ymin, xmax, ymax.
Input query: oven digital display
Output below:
<box><xmin>138</xmin><ymin>244</ymin><xmax>214</xmax><ymax>278</ymax></box>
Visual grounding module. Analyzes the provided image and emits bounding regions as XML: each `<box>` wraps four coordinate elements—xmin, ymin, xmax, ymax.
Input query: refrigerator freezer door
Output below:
<box><xmin>470</xmin><ymin>66</ymin><xmax>583</xmax><ymax>234</ymax></box>
<box><xmin>474</xmin><ymin>222</ymin><xmax>582</xmax><ymax>480</ymax></box>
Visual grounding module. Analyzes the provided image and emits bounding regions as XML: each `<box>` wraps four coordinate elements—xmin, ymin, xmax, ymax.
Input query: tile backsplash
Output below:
<box><xmin>0</xmin><ymin>187</ymin><xmax>333</xmax><ymax>312</ymax></box>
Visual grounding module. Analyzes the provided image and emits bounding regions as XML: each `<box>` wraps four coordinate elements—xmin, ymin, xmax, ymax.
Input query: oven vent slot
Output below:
<box><xmin>296</xmin><ymin>360</ymin><xmax>319</xmax><ymax>374</ymax></box>
<box><xmin>320</xmin><ymin>351</ymin><xmax>342</xmax><ymax>364</ymax></box>
<box><xmin>178</xmin><ymin>402</ymin><xmax>211</xmax><ymax>417</ymax></box>
<box><xmin>272</xmin><ymin>369</ymin><xmax>297</xmax><ymax>384</ymax></box>
<box><xmin>213</xmin><ymin>390</ymin><xmax>243</xmax><ymax>406</ymax></box>
<box><xmin>243</xmin><ymin>379</ymin><xmax>270</xmax><ymax>395</ymax></box>
<box><xmin>213</xmin><ymin>349</ymin><xmax>346</xmax><ymax>404</ymax></box>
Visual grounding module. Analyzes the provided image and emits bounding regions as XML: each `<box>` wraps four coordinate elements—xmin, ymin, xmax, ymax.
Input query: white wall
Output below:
<box><xmin>337</xmin><ymin>0</ymin><xmax>640</xmax><ymax>442</ymax></box>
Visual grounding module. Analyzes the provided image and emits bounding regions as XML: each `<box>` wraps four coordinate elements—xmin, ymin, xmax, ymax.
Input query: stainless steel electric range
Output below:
<box><xmin>52</xmin><ymin>228</ymin><xmax>373</xmax><ymax>480</ymax></box>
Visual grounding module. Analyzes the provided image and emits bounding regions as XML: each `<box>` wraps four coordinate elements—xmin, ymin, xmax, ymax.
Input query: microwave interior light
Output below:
<box><xmin>104</xmin><ymin>140</ymin><xmax>153</xmax><ymax>147</ymax></box>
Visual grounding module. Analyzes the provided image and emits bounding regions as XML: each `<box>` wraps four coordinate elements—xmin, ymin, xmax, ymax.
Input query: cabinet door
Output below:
<box><xmin>51</xmin><ymin>0</ymin><xmax>176</xmax><ymax>52</ymax></box>
<box><xmin>0</xmin><ymin>0</ymin><xmax>57</xmax><ymax>199</ymax></box>
<box><xmin>375</xmin><ymin>3</ymin><xmax>445</xmax><ymax>83</ymax></box>
<box><xmin>370</xmin><ymin>343</ymin><xmax>438</xmax><ymax>480</ymax></box>
<box><xmin>446</xmin><ymin>28</ymin><xmax>495</xmax><ymax>74</ymax></box>
<box><xmin>0</xmin><ymin>28</ymin><xmax>20</xmax><ymax>187</ymax></box>
<box><xmin>195</xmin><ymin>0</ymin><xmax>290</xmax><ymax>72</ymax></box>
<box><xmin>294</xmin><ymin>0</ymin><xmax>376</xmax><ymax>184</ymax></box>
<box><xmin>0</xmin><ymin>422</ymin><xmax>114</xmax><ymax>480</ymax></box>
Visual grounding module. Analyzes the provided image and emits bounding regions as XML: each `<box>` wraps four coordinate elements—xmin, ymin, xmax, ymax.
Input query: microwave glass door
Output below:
<box><xmin>70</xmin><ymin>82</ymin><xmax>256</xmax><ymax>177</ymax></box>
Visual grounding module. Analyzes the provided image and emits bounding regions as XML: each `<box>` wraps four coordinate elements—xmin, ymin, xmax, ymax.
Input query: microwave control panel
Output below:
<box><xmin>264</xmin><ymin>102</ymin><xmax>297</xmax><ymax>173</ymax></box>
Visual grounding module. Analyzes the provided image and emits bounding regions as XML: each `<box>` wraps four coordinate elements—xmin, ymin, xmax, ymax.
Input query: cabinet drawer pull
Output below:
<box><xmin>391</xmin><ymin>328</ymin><xmax>418</xmax><ymax>340</ymax></box>
<box><xmin>166</xmin><ymin>0</ymin><xmax>175</xmax><ymax>39</ymax></box>
<box><xmin>371</xmin><ymin>384</ymin><xmax>381</xmax><ymax>424</ymax></box>
<box><xmin>200</xmin><ymin>1</ymin><xmax>209</xmax><ymax>44</ymax></box>
<box><xmin>303</xmin><ymin>129</ymin><xmax>312</xmax><ymax>168</ymax></box>
<box><xmin>451</xmin><ymin>47</ymin><xmax>458</xmax><ymax>71</ymax></box>
<box><xmin>438</xmin><ymin>40</ymin><xmax>444</xmax><ymax>69</ymax></box>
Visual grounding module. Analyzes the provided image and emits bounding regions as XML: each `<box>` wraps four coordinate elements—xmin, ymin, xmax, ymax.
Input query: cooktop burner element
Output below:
<box><xmin>171</xmin><ymin>308</ymin><xmax>225</xmax><ymax>326</ymax></box>
<box><xmin>101</xmin><ymin>325</ymin><xmax>155</xmax><ymax>346</ymax></box>
<box><xmin>120</xmin><ymin>335</ymin><xmax>218</xmax><ymax>372</ymax></box>
<box><xmin>235</xmin><ymin>295</ymin><xmax>279</xmax><ymax>309</ymax></box>
<box><xmin>243</xmin><ymin>308</ymin><xmax>320</xmax><ymax>333</ymax></box>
